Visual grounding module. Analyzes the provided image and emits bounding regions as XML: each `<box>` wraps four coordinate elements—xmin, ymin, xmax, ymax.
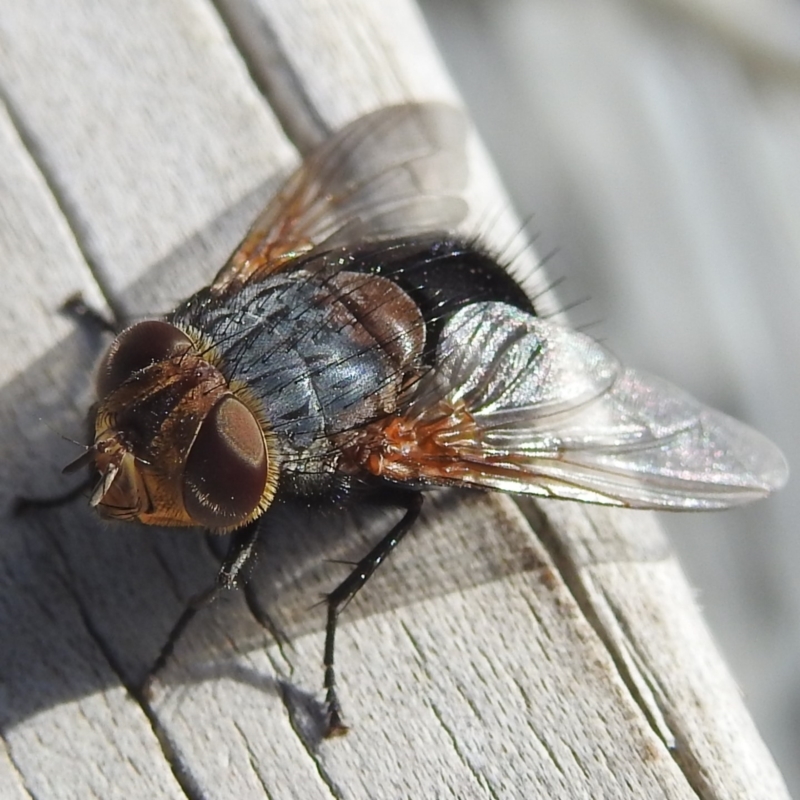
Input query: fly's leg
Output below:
<box><xmin>13</xmin><ymin>476</ymin><xmax>92</xmax><ymax>515</ymax></box>
<box><xmin>216</xmin><ymin>519</ymin><xmax>261</xmax><ymax>591</ymax></box>
<box><xmin>323</xmin><ymin>492</ymin><xmax>423</xmax><ymax>737</ymax></box>
<box><xmin>61</xmin><ymin>293</ymin><xmax>120</xmax><ymax>334</ymax></box>
<box><xmin>141</xmin><ymin>519</ymin><xmax>260</xmax><ymax>696</ymax></box>
<box><xmin>14</xmin><ymin>295</ymin><xmax>119</xmax><ymax>514</ymax></box>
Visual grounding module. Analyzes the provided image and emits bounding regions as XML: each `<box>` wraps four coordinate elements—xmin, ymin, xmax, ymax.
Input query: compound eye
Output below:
<box><xmin>96</xmin><ymin>321</ymin><xmax>193</xmax><ymax>398</ymax></box>
<box><xmin>183</xmin><ymin>396</ymin><xmax>268</xmax><ymax>530</ymax></box>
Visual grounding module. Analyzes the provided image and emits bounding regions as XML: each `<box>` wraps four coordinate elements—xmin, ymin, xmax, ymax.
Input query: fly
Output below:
<box><xmin>73</xmin><ymin>103</ymin><xmax>787</xmax><ymax>736</ymax></box>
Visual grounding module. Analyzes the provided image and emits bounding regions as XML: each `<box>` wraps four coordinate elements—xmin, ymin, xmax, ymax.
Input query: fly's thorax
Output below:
<box><xmin>171</xmin><ymin>271</ymin><xmax>427</xmax><ymax>488</ymax></box>
<box><xmin>91</xmin><ymin>320</ymin><xmax>278</xmax><ymax>531</ymax></box>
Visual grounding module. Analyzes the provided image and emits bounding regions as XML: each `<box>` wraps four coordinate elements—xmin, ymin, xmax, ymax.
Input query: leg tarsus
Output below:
<box><xmin>140</xmin><ymin>583</ymin><xmax>219</xmax><ymax>699</ymax></box>
<box><xmin>141</xmin><ymin>520</ymin><xmax>261</xmax><ymax>696</ymax></box>
<box><xmin>13</xmin><ymin>476</ymin><xmax>92</xmax><ymax>515</ymax></box>
<box><xmin>61</xmin><ymin>292</ymin><xmax>119</xmax><ymax>334</ymax></box>
<box><xmin>322</xmin><ymin>492</ymin><xmax>423</xmax><ymax>737</ymax></box>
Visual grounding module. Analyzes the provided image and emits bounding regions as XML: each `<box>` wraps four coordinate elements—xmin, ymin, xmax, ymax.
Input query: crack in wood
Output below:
<box><xmin>49</xmin><ymin>558</ymin><xmax>201</xmax><ymax>800</ymax></box>
<box><xmin>211</xmin><ymin>0</ymin><xmax>332</xmax><ymax>151</ymax></box>
<box><xmin>278</xmin><ymin>683</ymin><xmax>346</xmax><ymax>799</ymax></box>
<box><xmin>0</xmin><ymin>87</ymin><xmax>122</xmax><ymax>327</ymax></box>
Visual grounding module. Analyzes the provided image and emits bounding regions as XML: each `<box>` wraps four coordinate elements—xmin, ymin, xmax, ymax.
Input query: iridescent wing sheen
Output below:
<box><xmin>382</xmin><ymin>303</ymin><xmax>788</xmax><ymax>509</ymax></box>
<box><xmin>212</xmin><ymin>103</ymin><xmax>469</xmax><ymax>295</ymax></box>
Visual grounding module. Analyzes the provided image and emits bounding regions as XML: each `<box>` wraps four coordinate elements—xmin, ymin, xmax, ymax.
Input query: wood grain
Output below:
<box><xmin>0</xmin><ymin>1</ymin><xmax>789</xmax><ymax>798</ymax></box>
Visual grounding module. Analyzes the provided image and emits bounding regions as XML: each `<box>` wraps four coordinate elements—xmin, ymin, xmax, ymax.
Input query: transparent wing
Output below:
<box><xmin>391</xmin><ymin>303</ymin><xmax>788</xmax><ymax>509</ymax></box>
<box><xmin>212</xmin><ymin>103</ymin><xmax>469</xmax><ymax>294</ymax></box>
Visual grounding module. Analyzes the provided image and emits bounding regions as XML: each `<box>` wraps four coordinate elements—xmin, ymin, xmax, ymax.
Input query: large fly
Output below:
<box><xmin>67</xmin><ymin>103</ymin><xmax>787</xmax><ymax>736</ymax></box>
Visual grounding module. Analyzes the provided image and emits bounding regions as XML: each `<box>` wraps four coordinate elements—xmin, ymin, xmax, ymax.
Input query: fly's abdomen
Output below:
<box><xmin>296</xmin><ymin>235</ymin><xmax>536</xmax><ymax>360</ymax></box>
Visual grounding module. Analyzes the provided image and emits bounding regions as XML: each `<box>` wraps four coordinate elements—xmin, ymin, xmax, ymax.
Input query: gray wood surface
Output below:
<box><xmin>419</xmin><ymin>2</ymin><xmax>800</xmax><ymax>793</ymax></box>
<box><xmin>0</xmin><ymin>1</ymin><xmax>789</xmax><ymax>798</ymax></box>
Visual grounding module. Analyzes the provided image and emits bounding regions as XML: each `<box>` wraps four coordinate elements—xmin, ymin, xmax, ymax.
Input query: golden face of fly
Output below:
<box><xmin>91</xmin><ymin>320</ymin><xmax>277</xmax><ymax>532</ymax></box>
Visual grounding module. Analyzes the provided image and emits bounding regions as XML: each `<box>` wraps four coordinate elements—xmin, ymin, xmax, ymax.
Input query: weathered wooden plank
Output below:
<box><xmin>0</xmin><ymin>1</ymin><xmax>789</xmax><ymax>799</ymax></box>
<box><xmin>0</xmin><ymin>3</ymin><xmax>303</xmax><ymax>799</ymax></box>
<box><xmin>421</xmin><ymin>5</ymin><xmax>800</xmax><ymax>792</ymax></box>
<box><xmin>0</xmin><ymin>94</ymin><xmax>187</xmax><ymax>800</ymax></box>
<box><xmin>0</xmin><ymin>0</ymin><xmax>294</xmax><ymax>311</ymax></box>
<box><xmin>535</xmin><ymin>500</ymin><xmax>790</xmax><ymax>798</ymax></box>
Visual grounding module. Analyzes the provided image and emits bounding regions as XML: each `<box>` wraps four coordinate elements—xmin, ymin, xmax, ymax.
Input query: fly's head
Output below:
<box><xmin>88</xmin><ymin>320</ymin><xmax>277</xmax><ymax>532</ymax></box>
